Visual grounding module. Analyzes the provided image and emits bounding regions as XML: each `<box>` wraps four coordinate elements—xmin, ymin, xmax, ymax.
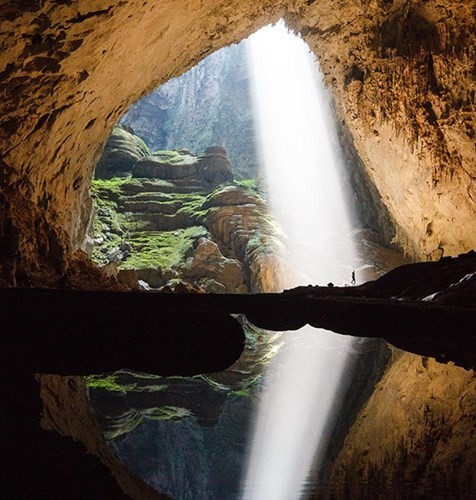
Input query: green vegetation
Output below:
<box><xmin>235</xmin><ymin>178</ymin><xmax>259</xmax><ymax>191</ymax></box>
<box><xmin>91</xmin><ymin>176</ymin><xmax>138</xmax><ymax>198</ymax></box>
<box><xmin>151</xmin><ymin>150</ymin><xmax>196</xmax><ymax>165</ymax></box>
<box><xmin>122</xmin><ymin>226</ymin><xmax>208</xmax><ymax>270</ymax></box>
<box><xmin>90</xmin><ymin>175</ymin><xmax>209</xmax><ymax>269</ymax></box>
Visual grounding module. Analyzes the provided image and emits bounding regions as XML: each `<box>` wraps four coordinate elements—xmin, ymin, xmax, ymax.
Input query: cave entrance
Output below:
<box><xmin>87</xmin><ymin>21</ymin><xmax>405</xmax><ymax>499</ymax></box>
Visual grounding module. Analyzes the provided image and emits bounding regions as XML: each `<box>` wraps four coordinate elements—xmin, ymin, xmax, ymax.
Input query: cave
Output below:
<box><xmin>0</xmin><ymin>1</ymin><xmax>475</xmax><ymax>499</ymax></box>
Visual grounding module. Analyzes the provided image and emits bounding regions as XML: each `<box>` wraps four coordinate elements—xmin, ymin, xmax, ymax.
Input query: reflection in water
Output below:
<box><xmin>89</xmin><ymin>22</ymin><xmax>400</xmax><ymax>500</ymax></box>
<box><xmin>242</xmin><ymin>22</ymin><xmax>359</xmax><ymax>499</ymax></box>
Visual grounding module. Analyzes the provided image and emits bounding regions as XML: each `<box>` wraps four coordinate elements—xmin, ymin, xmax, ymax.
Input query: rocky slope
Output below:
<box><xmin>90</xmin><ymin>130</ymin><xmax>284</xmax><ymax>292</ymax></box>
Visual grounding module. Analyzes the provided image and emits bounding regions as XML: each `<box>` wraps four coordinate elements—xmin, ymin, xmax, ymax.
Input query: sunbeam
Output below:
<box><xmin>242</xmin><ymin>21</ymin><xmax>359</xmax><ymax>499</ymax></box>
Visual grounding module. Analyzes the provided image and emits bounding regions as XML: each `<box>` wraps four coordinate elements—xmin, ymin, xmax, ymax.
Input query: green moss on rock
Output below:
<box><xmin>122</xmin><ymin>226</ymin><xmax>208</xmax><ymax>271</ymax></box>
<box><xmin>95</xmin><ymin>126</ymin><xmax>150</xmax><ymax>179</ymax></box>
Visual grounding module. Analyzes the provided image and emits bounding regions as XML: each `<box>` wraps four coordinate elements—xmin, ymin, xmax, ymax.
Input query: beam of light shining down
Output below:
<box><xmin>241</xmin><ymin>22</ymin><xmax>358</xmax><ymax>499</ymax></box>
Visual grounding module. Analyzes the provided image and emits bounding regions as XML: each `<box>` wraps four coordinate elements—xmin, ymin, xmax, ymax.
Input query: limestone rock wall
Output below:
<box><xmin>1</xmin><ymin>0</ymin><xmax>474</xmax><ymax>262</ymax></box>
<box><xmin>288</xmin><ymin>0</ymin><xmax>476</xmax><ymax>259</ymax></box>
<box><xmin>0</xmin><ymin>0</ymin><xmax>288</xmax><ymax>252</ymax></box>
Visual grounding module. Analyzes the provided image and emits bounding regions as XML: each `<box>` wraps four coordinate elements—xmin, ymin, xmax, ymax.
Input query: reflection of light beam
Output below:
<box><xmin>242</xmin><ymin>22</ymin><xmax>357</xmax><ymax>499</ymax></box>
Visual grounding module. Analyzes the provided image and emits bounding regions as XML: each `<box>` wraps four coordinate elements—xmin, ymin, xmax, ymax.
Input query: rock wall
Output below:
<box><xmin>288</xmin><ymin>0</ymin><xmax>476</xmax><ymax>259</ymax></box>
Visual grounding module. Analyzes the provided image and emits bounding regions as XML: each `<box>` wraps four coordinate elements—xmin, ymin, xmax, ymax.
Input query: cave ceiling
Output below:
<box><xmin>0</xmin><ymin>0</ymin><xmax>475</xmax><ymax>266</ymax></box>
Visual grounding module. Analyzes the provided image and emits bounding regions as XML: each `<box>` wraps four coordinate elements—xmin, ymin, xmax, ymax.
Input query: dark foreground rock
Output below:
<box><xmin>1</xmin><ymin>251</ymin><xmax>476</xmax><ymax>375</ymax></box>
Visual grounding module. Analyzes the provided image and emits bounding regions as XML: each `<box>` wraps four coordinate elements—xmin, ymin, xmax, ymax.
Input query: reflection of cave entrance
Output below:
<box><xmin>88</xmin><ymin>23</ymin><xmax>406</xmax><ymax>499</ymax></box>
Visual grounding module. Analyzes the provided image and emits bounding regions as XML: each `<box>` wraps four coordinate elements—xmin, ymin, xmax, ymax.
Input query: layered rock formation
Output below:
<box><xmin>91</xmin><ymin>136</ymin><xmax>285</xmax><ymax>292</ymax></box>
<box><xmin>88</xmin><ymin>139</ymin><xmax>288</xmax><ymax>449</ymax></box>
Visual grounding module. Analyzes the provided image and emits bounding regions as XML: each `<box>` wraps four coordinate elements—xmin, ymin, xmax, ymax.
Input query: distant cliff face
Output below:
<box><xmin>121</xmin><ymin>42</ymin><xmax>259</xmax><ymax>180</ymax></box>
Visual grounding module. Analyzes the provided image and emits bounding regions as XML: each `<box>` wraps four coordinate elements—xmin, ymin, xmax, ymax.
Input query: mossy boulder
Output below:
<box><xmin>95</xmin><ymin>126</ymin><xmax>150</xmax><ymax>179</ymax></box>
<box><xmin>132</xmin><ymin>147</ymin><xmax>233</xmax><ymax>189</ymax></box>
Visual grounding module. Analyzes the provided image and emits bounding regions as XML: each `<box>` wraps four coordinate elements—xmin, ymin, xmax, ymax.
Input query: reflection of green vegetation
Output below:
<box><xmin>86</xmin><ymin>374</ymin><xmax>129</xmax><ymax>392</ymax></box>
<box><xmin>233</xmin><ymin>389</ymin><xmax>251</xmax><ymax>397</ymax></box>
<box><xmin>144</xmin><ymin>406</ymin><xmax>192</xmax><ymax>421</ymax></box>
<box><xmin>86</xmin><ymin>372</ymin><xmax>168</xmax><ymax>393</ymax></box>
<box><xmin>236</xmin><ymin>178</ymin><xmax>258</xmax><ymax>191</ymax></box>
<box><xmin>198</xmin><ymin>375</ymin><xmax>231</xmax><ymax>393</ymax></box>
<box><xmin>123</xmin><ymin>226</ymin><xmax>208</xmax><ymax>270</ymax></box>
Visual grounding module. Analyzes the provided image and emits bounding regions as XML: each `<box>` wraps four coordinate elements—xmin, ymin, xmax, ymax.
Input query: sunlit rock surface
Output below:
<box><xmin>289</xmin><ymin>0</ymin><xmax>476</xmax><ymax>259</ymax></box>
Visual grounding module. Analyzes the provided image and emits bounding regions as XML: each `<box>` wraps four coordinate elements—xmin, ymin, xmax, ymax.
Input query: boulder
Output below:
<box><xmin>202</xmin><ymin>183</ymin><xmax>264</xmax><ymax>209</ymax></box>
<box><xmin>184</xmin><ymin>237</ymin><xmax>246</xmax><ymax>293</ymax></box>
<box><xmin>116</xmin><ymin>269</ymin><xmax>141</xmax><ymax>290</ymax></box>
<box><xmin>197</xmin><ymin>147</ymin><xmax>233</xmax><ymax>186</ymax></box>
<box><xmin>133</xmin><ymin>151</ymin><xmax>198</xmax><ymax>179</ymax></box>
<box><xmin>95</xmin><ymin>127</ymin><xmax>150</xmax><ymax>179</ymax></box>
